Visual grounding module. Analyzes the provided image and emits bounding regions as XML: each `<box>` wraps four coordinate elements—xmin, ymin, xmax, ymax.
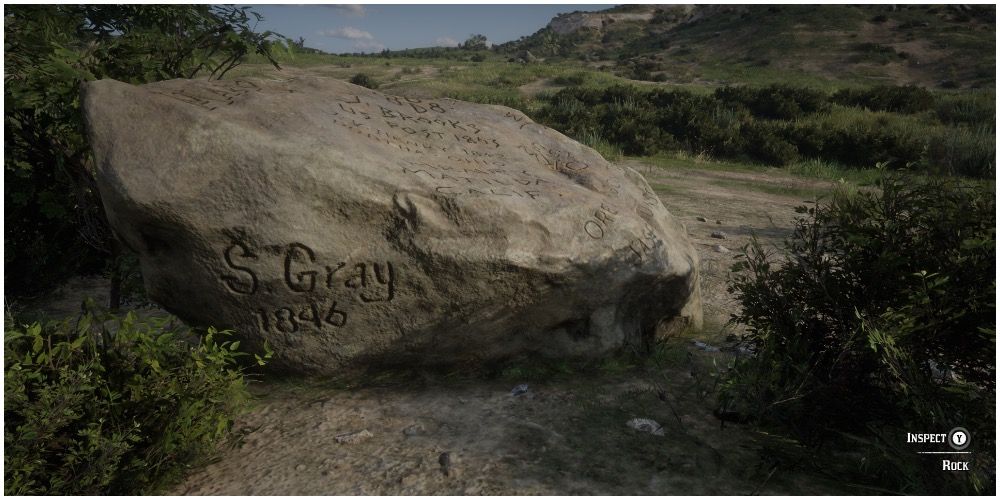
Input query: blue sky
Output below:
<box><xmin>251</xmin><ymin>4</ymin><xmax>614</xmax><ymax>53</ymax></box>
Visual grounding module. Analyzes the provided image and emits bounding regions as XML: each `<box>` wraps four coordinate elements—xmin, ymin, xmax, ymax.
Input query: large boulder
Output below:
<box><xmin>82</xmin><ymin>76</ymin><xmax>701</xmax><ymax>374</ymax></box>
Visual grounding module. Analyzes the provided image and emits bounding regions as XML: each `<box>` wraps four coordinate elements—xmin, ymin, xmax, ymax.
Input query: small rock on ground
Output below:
<box><xmin>696</xmin><ymin>216</ymin><xmax>708</xmax><ymax>222</ymax></box>
<box><xmin>439</xmin><ymin>452</ymin><xmax>452</xmax><ymax>476</ymax></box>
<box><xmin>335</xmin><ymin>429</ymin><xmax>373</xmax><ymax>444</ymax></box>
<box><xmin>710</xmin><ymin>231</ymin><xmax>727</xmax><ymax>239</ymax></box>
<box><xmin>713</xmin><ymin>244</ymin><xmax>730</xmax><ymax>253</ymax></box>
<box><xmin>402</xmin><ymin>423</ymin><xmax>426</xmax><ymax>437</ymax></box>
<box><xmin>626</xmin><ymin>418</ymin><xmax>665</xmax><ymax>436</ymax></box>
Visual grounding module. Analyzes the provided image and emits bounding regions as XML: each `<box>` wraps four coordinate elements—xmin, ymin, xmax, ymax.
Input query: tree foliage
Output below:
<box><xmin>461</xmin><ymin>33</ymin><xmax>489</xmax><ymax>50</ymax></box>
<box><xmin>4</xmin><ymin>5</ymin><xmax>282</xmax><ymax>298</ymax></box>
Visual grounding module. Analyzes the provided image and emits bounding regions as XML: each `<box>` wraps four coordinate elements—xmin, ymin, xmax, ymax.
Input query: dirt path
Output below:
<box><xmin>629</xmin><ymin>160</ymin><xmax>833</xmax><ymax>330</ymax></box>
<box><xmin>24</xmin><ymin>161</ymin><xmax>847</xmax><ymax>495</ymax></box>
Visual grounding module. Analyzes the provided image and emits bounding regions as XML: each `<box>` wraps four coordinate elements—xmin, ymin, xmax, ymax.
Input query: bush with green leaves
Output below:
<box><xmin>934</xmin><ymin>91</ymin><xmax>995</xmax><ymax>128</ymax></box>
<box><xmin>721</xmin><ymin>175</ymin><xmax>995</xmax><ymax>494</ymax></box>
<box><xmin>551</xmin><ymin>72</ymin><xmax>589</xmax><ymax>86</ymax></box>
<box><xmin>715</xmin><ymin>84</ymin><xmax>829</xmax><ymax>120</ymax></box>
<box><xmin>740</xmin><ymin>121</ymin><xmax>800</xmax><ymax>165</ymax></box>
<box><xmin>4</xmin><ymin>307</ymin><xmax>269</xmax><ymax>494</ymax></box>
<box><xmin>831</xmin><ymin>85</ymin><xmax>935</xmax><ymax>114</ymax></box>
<box><xmin>534</xmin><ymin>82</ymin><xmax>993</xmax><ymax>175</ymax></box>
<box><xmin>349</xmin><ymin>72</ymin><xmax>379</xmax><ymax>89</ymax></box>
<box><xmin>4</xmin><ymin>5</ymin><xmax>281</xmax><ymax>300</ymax></box>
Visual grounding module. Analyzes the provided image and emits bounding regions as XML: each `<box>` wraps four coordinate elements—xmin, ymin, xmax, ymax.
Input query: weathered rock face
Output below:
<box><xmin>82</xmin><ymin>76</ymin><xmax>701</xmax><ymax>374</ymax></box>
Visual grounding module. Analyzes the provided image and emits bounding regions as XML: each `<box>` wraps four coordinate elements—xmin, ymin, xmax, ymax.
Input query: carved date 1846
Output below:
<box><xmin>220</xmin><ymin>237</ymin><xmax>396</xmax><ymax>332</ymax></box>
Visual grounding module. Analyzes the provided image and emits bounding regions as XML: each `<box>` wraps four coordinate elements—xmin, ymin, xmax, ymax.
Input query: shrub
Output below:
<box><xmin>533</xmin><ymin>83</ymin><xmax>991</xmax><ymax>179</ymax></box>
<box><xmin>722</xmin><ymin>175</ymin><xmax>995</xmax><ymax>494</ymax></box>
<box><xmin>715</xmin><ymin>84</ymin><xmax>829</xmax><ymax>120</ymax></box>
<box><xmin>349</xmin><ymin>73</ymin><xmax>378</xmax><ymax>89</ymax></box>
<box><xmin>551</xmin><ymin>72</ymin><xmax>588</xmax><ymax>86</ymax></box>
<box><xmin>4</xmin><ymin>307</ymin><xmax>267</xmax><ymax>494</ymax></box>
<box><xmin>740</xmin><ymin>121</ymin><xmax>799</xmax><ymax>165</ymax></box>
<box><xmin>819</xmin><ymin>116</ymin><xmax>923</xmax><ymax>169</ymax></box>
<box><xmin>935</xmin><ymin>91</ymin><xmax>995</xmax><ymax>128</ymax></box>
<box><xmin>924</xmin><ymin>125</ymin><xmax>996</xmax><ymax>178</ymax></box>
<box><xmin>783</xmin><ymin>122</ymin><xmax>829</xmax><ymax>159</ymax></box>
<box><xmin>831</xmin><ymin>85</ymin><xmax>936</xmax><ymax>114</ymax></box>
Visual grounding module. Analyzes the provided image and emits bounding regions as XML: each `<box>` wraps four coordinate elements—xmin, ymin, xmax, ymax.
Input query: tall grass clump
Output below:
<box><xmin>721</xmin><ymin>174</ymin><xmax>995</xmax><ymax>494</ymax></box>
<box><xmin>925</xmin><ymin>124</ymin><xmax>995</xmax><ymax>178</ymax></box>
<box><xmin>934</xmin><ymin>91</ymin><xmax>995</xmax><ymax>128</ymax></box>
<box><xmin>4</xmin><ymin>306</ymin><xmax>267</xmax><ymax>495</ymax></box>
<box><xmin>579</xmin><ymin>130</ymin><xmax>624</xmax><ymax>162</ymax></box>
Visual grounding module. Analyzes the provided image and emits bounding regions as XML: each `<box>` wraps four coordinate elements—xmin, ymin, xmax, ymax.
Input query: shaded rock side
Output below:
<box><xmin>82</xmin><ymin>76</ymin><xmax>701</xmax><ymax>374</ymax></box>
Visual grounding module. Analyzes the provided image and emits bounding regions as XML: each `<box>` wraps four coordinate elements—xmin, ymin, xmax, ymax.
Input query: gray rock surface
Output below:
<box><xmin>82</xmin><ymin>76</ymin><xmax>701</xmax><ymax>374</ymax></box>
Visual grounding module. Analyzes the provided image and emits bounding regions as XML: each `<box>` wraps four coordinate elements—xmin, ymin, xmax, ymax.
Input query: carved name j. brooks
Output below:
<box><xmin>220</xmin><ymin>236</ymin><xmax>396</xmax><ymax>334</ymax></box>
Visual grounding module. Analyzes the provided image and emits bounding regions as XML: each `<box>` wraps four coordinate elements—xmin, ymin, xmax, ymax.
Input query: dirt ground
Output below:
<box><xmin>25</xmin><ymin>162</ymin><xmax>850</xmax><ymax>495</ymax></box>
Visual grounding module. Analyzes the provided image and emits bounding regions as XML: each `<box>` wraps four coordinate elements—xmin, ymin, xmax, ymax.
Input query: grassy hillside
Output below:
<box><xmin>497</xmin><ymin>4</ymin><xmax>995</xmax><ymax>89</ymax></box>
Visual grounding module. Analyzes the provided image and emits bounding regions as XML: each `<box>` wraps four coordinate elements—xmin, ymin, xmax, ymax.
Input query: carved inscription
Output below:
<box><xmin>582</xmin><ymin>203</ymin><xmax>621</xmax><ymax>240</ymax></box>
<box><xmin>256</xmin><ymin>299</ymin><xmax>347</xmax><ymax>334</ymax></box>
<box><xmin>325</xmin><ymin>92</ymin><xmax>506</xmax><ymax>153</ymax></box>
<box><xmin>151</xmin><ymin>80</ymin><xmax>261</xmax><ymax>110</ymax></box>
<box><xmin>579</xmin><ymin>201</ymin><xmax>664</xmax><ymax>265</ymax></box>
<box><xmin>219</xmin><ymin>236</ymin><xmax>396</xmax><ymax>333</ymax></box>
<box><xmin>504</xmin><ymin>110</ymin><xmax>538</xmax><ymax>130</ymax></box>
<box><xmin>222</xmin><ymin>240</ymin><xmax>258</xmax><ymax>295</ymax></box>
<box><xmin>399</xmin><ymin>159</ymin><xmax>557</xmax><ymax>201</ymax></box>
<box><xmin>628</xmin><ymin>225</ymin><xmax>662</xmax><ymax>263</ymax></box>
<box><xmin>519</xmin><ymin>143</ymin><xmax>590</xmax><ymax>172</ymax></box>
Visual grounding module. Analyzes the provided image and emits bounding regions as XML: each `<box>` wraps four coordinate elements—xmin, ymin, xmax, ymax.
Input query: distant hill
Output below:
<box><xmin>496</xmin><ymin>4</ymin><xmax>995</xmax><ymax>88</ymax></box>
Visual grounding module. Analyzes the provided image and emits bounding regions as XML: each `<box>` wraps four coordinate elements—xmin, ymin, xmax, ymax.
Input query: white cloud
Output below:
<box><xmin>318</xmin><ymin>26</ymin><xmax>374</xmax><ymax>41</ymax></box>
<box><xmin>353</xmin><ymin>40</ymin><xmax>386</xmax><ymax>52</ymax></box>
<box><xmin>435</xmin><ymin>36</ymin><xmax>460</xmax><ymax>47</ymax></box>
<box><xmin>327</xmin><ymin>5</ymin><xmax>366</xmax><ymax>17</ymax></box>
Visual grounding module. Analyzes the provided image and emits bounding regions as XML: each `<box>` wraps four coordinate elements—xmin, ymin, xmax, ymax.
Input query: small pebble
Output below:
<box><xmin>295</xmin><ymin>464</ymin><xmax>307</xmax><ymax>472</ymax></box>
<box><xmin>510</xmin><ymin>383</ymin><xmax>529</xmax><ymax>396</ymax></box>
<box><xmin>713</xmin><ymin>244</ymin><xmax>730</xmax><ymax>253</ymax></box>
<box><xmin>716</xmin><ymin>220</ymin><xmax>722</xmax><ymax>224</ymax></box>
<box><xmin>695</xmin><ymin>216</ymin><xmax>708</xmax><ymax>222</ymax></box>
<box><xmin>710</xmin><ymin>231</ymin><xmax>727</xmax><ymax>239</ymax></box>
<box><xmin>626</xmin><ymin>418</ymin><xmax>665</xmax><ymax>436</ymax></box>
<box><xmin>335</xmin><ymin>429</ymin><xmax>373</xmax><ymax>444</ymax></box>
<box><xmin>402</xmin><ymin>423</ymin><xmax>425</xmax><ymax>437</ymax></box>
<box><xmin>439</xmin><ymin>452</ymin><xmax>452</xmax><ymax>476</ymax></box>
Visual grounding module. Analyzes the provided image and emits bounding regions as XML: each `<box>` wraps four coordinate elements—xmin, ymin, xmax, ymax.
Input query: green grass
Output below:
<box><xmin>707</xmin><ymin>178</ymin><xmax>833</xmax><ymax>199</ymax></box>
<box><xmin>639</xmin><ymin>153</ymin><xmax>879</xmax><ymax>184</ymax></box>
<box><xmin>649</xmin><ymin>182</ymin><xmax>683</xmax><ymax>196</ymax></box>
